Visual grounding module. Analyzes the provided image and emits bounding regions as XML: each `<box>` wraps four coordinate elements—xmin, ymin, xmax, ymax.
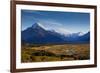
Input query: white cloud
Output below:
<box><xmin>54</xmin><ymin>28</ymin><xmax>71</xmax><ymax>35</ymax></box>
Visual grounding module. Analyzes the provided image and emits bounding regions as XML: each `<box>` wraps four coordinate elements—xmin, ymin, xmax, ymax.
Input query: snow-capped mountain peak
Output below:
<box><xmin>32</xmin><ymin>22</ymin><xmax>46</xmax><ymax>30</ymax></box>
<box><xmin>78</xmin><ymin>32</ymin><xmax>84</xmax><ymax>36</ymax></box>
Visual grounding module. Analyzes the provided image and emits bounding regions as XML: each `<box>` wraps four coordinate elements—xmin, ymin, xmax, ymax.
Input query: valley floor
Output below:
<box><xmin>21</xmin><ymin>44</ymin><xmax>90</xmax><ymax>63</ymax></box>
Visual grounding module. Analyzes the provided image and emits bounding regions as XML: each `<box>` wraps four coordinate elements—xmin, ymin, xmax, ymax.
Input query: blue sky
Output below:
<box><xmin>21</xmin><ymin>9</ymin><xmax>90</xmax><ymax>34</ymax></box>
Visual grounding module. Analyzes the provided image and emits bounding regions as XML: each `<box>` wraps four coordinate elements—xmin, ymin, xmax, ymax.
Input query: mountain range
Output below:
<box><xmin>21</xmin><ymin>23</ymin><xmax>90</xmax><ymax>44</ymax></box>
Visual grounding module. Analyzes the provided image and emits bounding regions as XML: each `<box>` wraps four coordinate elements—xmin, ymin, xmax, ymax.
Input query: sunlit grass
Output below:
<box><xmin>21</xmin><ymin>44</ymin><xmax>90</xmax><ymax>63</ymax></box>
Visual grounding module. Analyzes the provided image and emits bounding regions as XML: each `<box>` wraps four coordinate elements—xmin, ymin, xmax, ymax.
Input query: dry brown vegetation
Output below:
<box><xmin>21</xmin><ymin>44</ymin><xmax>90</xmax><ymax>63</ymax></box>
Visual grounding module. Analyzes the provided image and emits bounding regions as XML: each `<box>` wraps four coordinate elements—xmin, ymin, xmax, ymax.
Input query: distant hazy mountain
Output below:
<box><xmin>21</xmin><ymin>23</ymin><xmax>90</xmax><ymax>44</ymax></box>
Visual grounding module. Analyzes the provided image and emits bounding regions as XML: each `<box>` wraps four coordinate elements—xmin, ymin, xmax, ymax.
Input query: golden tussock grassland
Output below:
<box><xmin>21</xmin><ymin>44</ymin><xmax>90</xmax><ymax>63</ymax></box>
